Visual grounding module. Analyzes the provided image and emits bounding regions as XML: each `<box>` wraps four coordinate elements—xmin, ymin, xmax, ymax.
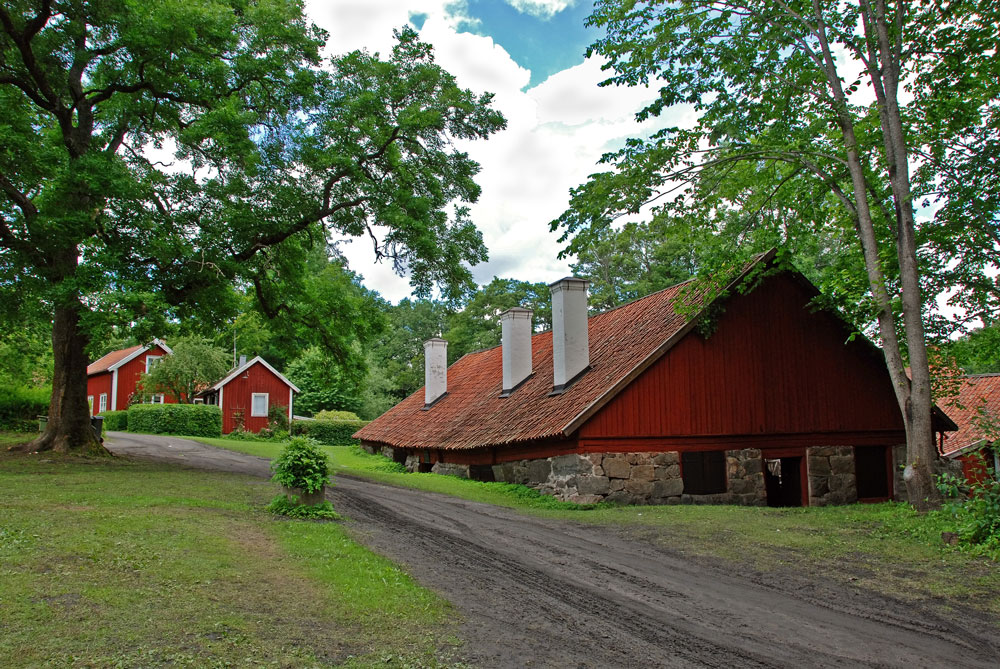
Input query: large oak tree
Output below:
<box><xmin>554</xmin><ymin>0</ymin><xmax>999</xmax><ymax>508</ymax></box>
<box><xmin>0</xmin><ymin>0</ymin><xmax>504</xmax><ymax>452</ymax></box>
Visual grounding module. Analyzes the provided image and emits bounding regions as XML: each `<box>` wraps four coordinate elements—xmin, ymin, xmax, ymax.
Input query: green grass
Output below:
<box><xmin>0</xmin><ymin>431</ymin><xmax>35</xmax><ymax>448</ymax></box>
<box><xmin>193</xmin><ymin>434</ymin><xmax>1000</xmax><ymax>621</ymax></box>
<box><xmin>0</xmin><ymin>449</ymin><xmax>462</xmax><ymax>668</ymax></box>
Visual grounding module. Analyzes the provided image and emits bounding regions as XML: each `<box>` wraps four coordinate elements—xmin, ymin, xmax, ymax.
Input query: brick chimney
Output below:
<box><xmin>423</xmin><ymin>338</ymin><xmax>448</xmax><ymax>407</ymax></box>
<box><xmin>500</xmin><ymin>307</ymin><xmax>533</xmax><ymax>396</ymax></box>
<box><xmin>549</xmin><ymin>277</ymin><xmax>590</xmax><ymax>393</ymax></box>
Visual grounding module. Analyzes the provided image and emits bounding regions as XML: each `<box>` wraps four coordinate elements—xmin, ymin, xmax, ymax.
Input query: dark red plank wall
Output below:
<box><xmin>578</xmin><ymin>273</ymin><xmax>905</xmax><ymax>449</ymax></box>
<box><xmin>115</xmin><ymin>344</ymin><xmax>176</xmax><ymax>410</ymax></box>
<box><xmin>86</xmin><ymin>372</ymin><xmax>112</xmax><ymax>414</ymax></box>
<box><xmin>221</xmin><ymin>362</ymin><xmax>293</xmax><ymax>434</ymax></box>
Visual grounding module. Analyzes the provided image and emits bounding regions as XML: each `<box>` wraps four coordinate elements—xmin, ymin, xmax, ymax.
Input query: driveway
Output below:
<box><xmin>105</xmin><ymin>432</ymin><xmax>999</xmax><ymax>668</ymax></box>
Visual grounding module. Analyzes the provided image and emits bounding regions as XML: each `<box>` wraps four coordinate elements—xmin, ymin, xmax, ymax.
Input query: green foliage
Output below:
<box><xmin>445</xmin><ymin>278</ymin><xmax>553</xmax><ymax>355</ymax></box>
<box><xmin>267</xmin><ymin>404</ymin><xmax>290</xmax><ymax>431</ymax></box>
<box><xmin>285</xmin><ymin>345</ymin><xmax>364</xmax><ymax>417</ymax></box>
<box><xmin>266</xmin><ymin>495</ymin><xmax>340</xmax><ymax>520</ymax></box>
<box><xmin>0</xmin><ymin>325</ymin><xmax>53</xmax><ymax>388</ymax></box>
<box><xmin>291</xmin><ymin>419</ymin><xmax>369</xmax><ymax>446</ymax></box>
<box><xmin>100</xmin><ymin>410</ymin><xmax>128</xmax><ymax>432</ymax></box>
<box><xmin>0</xmin><ymin>386</ymin><xmax>50</xmax><ymax>430</ymax></box>
<box><xmin>314</xmin><ymin>409</ymin><xmax>361</xmax><ymax>421</ymax></box>
<box><xmin>126</xmin><ymin>404</ymin><xmax>222</xmax><ymax>437</ymax></box>
<box><xmin>270</xmin><ymin>437</ymin><xmax>330</xmax><ymax>494</ymax></box>
<box><xmin>937</xmin><ymin>459</ymin><xmax>1000</xmax><ymax>558</ymax></box>
<box><xmin>946</xmin><ymin>323</ymin><xmax>1000</xmax><ymax>375</ymax></box>
<box><xmin>140</xmin><ymin>336</ymin><xmax>230</xmax><ymax>403</ymax></box>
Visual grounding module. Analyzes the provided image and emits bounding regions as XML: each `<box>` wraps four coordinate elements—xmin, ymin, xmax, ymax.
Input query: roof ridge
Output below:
<box><xmin>964</xmin><ymin>372</ymin><xmax>1000</xmax><ymax>379</ymax></box>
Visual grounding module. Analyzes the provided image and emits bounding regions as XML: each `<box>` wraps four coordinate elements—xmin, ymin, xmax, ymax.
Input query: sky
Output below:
<box><xmin>304</xmin><ymin>0</ymin><xmax>680</xmax><ymax>302</ymax></box>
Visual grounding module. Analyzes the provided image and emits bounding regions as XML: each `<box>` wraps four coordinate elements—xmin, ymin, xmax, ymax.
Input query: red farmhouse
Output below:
<box><xmin>941</xmin><ymin>374</ymin><xmax>1000</xmax><ymax>484</ymax></box>
<box><xmin>356</xmin><ymin>252</ymin><xmax>955</xmax><ymax>507</ymax></box>
<box><xmin>198</xmin><ymin>356</ymin><xmax>299</xmax><ymax>434</ymax></box>
<box><xmin>86</xmin><ymin>339</ymin><xmax>176</xmax><ymax>414</ymax></box>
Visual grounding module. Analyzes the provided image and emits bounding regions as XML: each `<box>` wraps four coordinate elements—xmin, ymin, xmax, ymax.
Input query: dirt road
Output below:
<box><xmin>107</xmin><ymin>432</ymin><xmax>999</xmax><ymax>668</ymax></box>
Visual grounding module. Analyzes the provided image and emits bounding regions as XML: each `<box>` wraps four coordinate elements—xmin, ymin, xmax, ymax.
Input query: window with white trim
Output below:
<box><xmin>148</xmin><ymin>393</ymin><xmax>165</xmax><ymax>404</ymax></box>
<box><xmin>251</xmin><ymin>393</ymin><xmax>269</xmax><ymax>417</ymax></box>
<box><xmin>87</xmin><ymin>396</ymin><xmax>94</xmax><ymax>416</ymax></box>
<box><xmin>145</xmin><ymin>355</ymin><xmax>161</xmax><ymax>373</ymax></box>
<box><xmin>99</xmin><ymin>394</ymin><xmax>107</xmax><ymax>413</ymax></box>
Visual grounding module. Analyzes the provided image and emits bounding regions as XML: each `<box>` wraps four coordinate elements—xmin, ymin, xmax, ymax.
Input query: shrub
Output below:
<box><xmin>937</xmin><ymin>457</ymin><xmax>1000</xmax><ymax>557</ymax></box>
<box><xmin>127</xmin><ymin>403</ymin><xmax>222</xmax><ymax>437</ymax></box>
<box><xmin>271</xmin><ymin>437</ymin><xmax>330</xmax><ymax>494</ymax></box>
<box><xmin>292</xmin><ymin>418</ymin><xmax>369</xmax><ymax>446</ymax></box>
<box><xmin>100</xmin><ymin>410</ymin><xmax>128</xmax><ymax>431</ymax></box>
<box><xmin>314</xmin><ymin>409</ymin><xmax>360</xmax><ymax>421</ymax></box>
<box><xmin>268</xmin><ymin>404</ymin><xmax>289</xmax><ymax>431</ymax></box>
<box><xmin>0</xmin><ymin>385</ymin><xmax>50</xmax><ymax>430</ymax></box>
<box><xmin>266</xmin><ymin>495</ymin><xmax>340</xmax><ymax>519</ymax></box>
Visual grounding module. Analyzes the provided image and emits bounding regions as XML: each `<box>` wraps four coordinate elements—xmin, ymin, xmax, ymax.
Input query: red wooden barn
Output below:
<box><xmin>356</xmin><ymin>252</ymin><xmax>955</xmax><ymax>507</ymax></box>
<box><xmin>86</xmin><ymin>339</ymin><xmax>176</xmax><ymax>414</ymax></box>
<box><xmin>940</xmin><ymin>374</ymin><xmax>1000</xmax><ymax>484</ymax></box>
<box><xmin>198</xmin><ymin>356</ymin><xmax>299</xmax><ymax>434</ymax></box>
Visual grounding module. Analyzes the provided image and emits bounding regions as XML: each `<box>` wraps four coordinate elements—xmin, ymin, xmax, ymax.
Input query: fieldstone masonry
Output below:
<box><xmin>806</xmin><ymin>446</ymin><xmax>857</xmax><ymax>505</ymax></box>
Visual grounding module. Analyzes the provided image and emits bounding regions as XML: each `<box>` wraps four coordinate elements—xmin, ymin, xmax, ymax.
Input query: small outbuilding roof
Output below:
<box><xmin>210</xmin><ymin>355</ymin><xmax>301</xmax><ymax>393</ymax></box>
<box><xmin>941</xmin><ymin>373</ymin><xmax>1000</xmax><ymax>457</ymax></box>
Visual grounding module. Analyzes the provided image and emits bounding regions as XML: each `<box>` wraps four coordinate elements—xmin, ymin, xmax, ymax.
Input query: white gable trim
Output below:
<box><xmin>211</xmin><ymin>356</ymin><xmax>301</xmax><ymax>393</ymax></box>
<box><xmin>106</xmin><ymin>338</ymin><xmax>173</xmax><ymax>372</ymax></box>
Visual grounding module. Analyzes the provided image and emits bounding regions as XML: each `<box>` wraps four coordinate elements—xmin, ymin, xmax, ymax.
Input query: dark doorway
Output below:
<box><xmin>765</xmin><ymin>457</ymin><xmax>803</xmax><ymax>507</ymax></box>
<box><xmin>392</xmin><ymin>448</ymin><xmax>408</xmax><ymax>465</ymax></box>
<box><xmin>469</xmin><ymin>465</ymin><xmax>496</xmax><ymax>482</ymax></box>
<box><xmin>855</xmin><ymin>445</ymin><xmax>890</xmax><ymax>500</ymax></box>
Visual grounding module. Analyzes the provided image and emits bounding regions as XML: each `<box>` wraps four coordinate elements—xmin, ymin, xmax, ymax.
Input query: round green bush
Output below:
<box><xmin>270</xmin><ymin>437</ymin><xmax>330</xmax><ymax>494</ymax></box>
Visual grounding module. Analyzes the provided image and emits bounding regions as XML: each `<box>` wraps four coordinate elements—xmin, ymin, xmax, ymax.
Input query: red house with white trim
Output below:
<box><xmin>86</xmin><ymin>339</ymin><xmax>176</xmax><ymax>414</ymax></box>
<box><xmin>198</xmin><ymin>356</ymin><xmax>299</xmax><ymax>434</ymax></box>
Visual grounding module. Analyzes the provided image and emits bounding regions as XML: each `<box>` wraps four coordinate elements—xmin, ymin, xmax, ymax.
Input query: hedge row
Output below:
<box><xmin>100</xmin><ymin>410</ymin><xmax>128</xmax><ymax>431</ymax></box>
<box><xmin>291</xmin><ymin>418</ymin><xmax>369</xmax><ymax>446</ymax></box>
<box><xmin>0</xmin><ymin>386</ymin><xmax>50</xmax><ymax>431</ymax></box>
<box><xmin>127</xmin><ymin>404</ymin><xmax>222</xmax><ymax>437</ymax></box>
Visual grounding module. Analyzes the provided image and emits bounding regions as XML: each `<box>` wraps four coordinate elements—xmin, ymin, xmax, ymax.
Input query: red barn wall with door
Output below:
<box><xmin>578</xmin><ymin>273</ymin><xmax>906</xmax><ymax>450</ymax></box>
<box><xmin>220</xmin><ymin>361</ymin><xmax>293</xmax><ymax>433</ymax></box>
<box><xmin>113</xmin><ymin>344</ymin><xmax>176</xmax><ymax>410</ymax></box>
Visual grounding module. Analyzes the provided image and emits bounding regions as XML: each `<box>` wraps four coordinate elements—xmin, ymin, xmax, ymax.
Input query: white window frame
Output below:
<box><xmin>251</xmin><ymin>392</ymin><xmax>269</xmax><ymax>417</ymax></box>
<box><xmin>87</xmin><ymin>396</ymin><xmax>94</xmax><ymax>416</ymax></box>
<box><xmin>145</xmin><ymin>355</ymin><xmax>161</xmax><ymax>374</ymax></box>
<box><xmin>148</xmin><ymin>393</ymin><xmax>165</xmax><ymax>404</ymax></box>
<box><xmin>99</xmin><ymin>394</ymin><xmax>107</xmax><ymax>413</ymax></box>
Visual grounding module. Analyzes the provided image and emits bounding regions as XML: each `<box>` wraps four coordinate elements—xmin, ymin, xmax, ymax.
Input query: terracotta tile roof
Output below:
<box><xmin>87</xmin><ymin>345</ymin><xmax>143</xmax><ymax>376</ymax></box>
<box><xmin>355</xmin><ymin>263</ymin><xmax>733</xmax><ymax>451</ymax></box>
<box><xmin>941</xmin><ymin>374</ymin><xmax>1000</xmax><ymax>455</ymax></box>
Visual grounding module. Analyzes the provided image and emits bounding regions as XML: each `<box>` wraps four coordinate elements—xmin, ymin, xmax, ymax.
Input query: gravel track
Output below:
<box><xmin>106</xmin><ymin>432</ymin><xmax>999</xmax><ymax>668</ymax></box>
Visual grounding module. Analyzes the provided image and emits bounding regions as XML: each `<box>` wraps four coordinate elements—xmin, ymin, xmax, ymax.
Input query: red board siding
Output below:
<box><xmin>86</xmin><ymin>372</ymin><xmax>112</xmax><ymax>414</ymax></box>
<box><xmin>578</xmin><ymin>274</ymin><xmax>905</xmax><ymax>450</ymax></box>
<box><xmin>220</xmin><ymin>362</ymin><xmax>293</xmax><ymax>434</ymax></box>
<box><xmin>113</xmin><ymin>344</ymin><xmax>177</xmax><ymax>410</ymax></box>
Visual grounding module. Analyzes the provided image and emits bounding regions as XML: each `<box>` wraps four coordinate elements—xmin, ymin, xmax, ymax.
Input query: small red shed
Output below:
<box><xmin>199</xmin><ymin>356</ymin><xmax>299</xmax><ymax>434</ymax></box>
<box><xmin>86</xmin><ymin>339</ymin><xmax>176</xmax><ymax>414</ymax></box>
<box><xmin>940</xmin><ymin>374</ymin><xmax>1000</xmax><ymax>484</ymax></box>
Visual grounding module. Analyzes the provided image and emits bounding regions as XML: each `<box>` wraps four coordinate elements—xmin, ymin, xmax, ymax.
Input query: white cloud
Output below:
<box><xmin>504</xmin><ymin>0</ymin><xmax>575</xmax><ymax>19</ymax></box>
<box><xmin>306</xmin><ymin>2</ymin><xmax>671</xmax><ymax>302</ymax></box>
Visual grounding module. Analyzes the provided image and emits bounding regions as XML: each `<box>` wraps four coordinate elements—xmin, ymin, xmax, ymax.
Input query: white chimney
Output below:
<box><xmin>500</xmin><ymin>307</ymin><xmax>533</xmax><ymax>396</ymax></box>
<box><xmin>423</xmin><ymin>338</ymin><xmax>448</xmax><ymax>406</ymax></box>
<box><xmin>549</xmin><ymin>277</ymin><xmax>590</xmax><ymax>393</ymax></box>
<box><xmin>238</xmin><ymin>354</ymin><xmax>247</xmax><ymax>368</ymax></box>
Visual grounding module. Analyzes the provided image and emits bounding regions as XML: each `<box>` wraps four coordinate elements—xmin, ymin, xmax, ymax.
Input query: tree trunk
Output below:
<box><xmin>13</xmin><ymin>254</ymin><xmax>106</xmax><ymax>454</ymax></box>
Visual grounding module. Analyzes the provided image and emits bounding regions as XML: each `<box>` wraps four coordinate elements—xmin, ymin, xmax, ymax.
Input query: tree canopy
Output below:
<box><xmin>0</xmin><ymin>0</ymin><xmax>505</xmax><ymax>451</ymax></box>
<box><xmin>140</xmin><ymin>336</ymin><xmax>230</xmax><ymax>404</ymax></box>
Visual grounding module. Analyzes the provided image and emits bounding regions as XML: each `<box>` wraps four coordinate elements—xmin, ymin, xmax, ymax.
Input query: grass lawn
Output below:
<box><xmin>0</xmin><ymin>446</ymin><xmax>462</xmax><ymax>668</ymax></box>
<box><xmin>196</xmin><ymin>434</ymin><xmax>1000</xmax><ymax>621</ymax></box>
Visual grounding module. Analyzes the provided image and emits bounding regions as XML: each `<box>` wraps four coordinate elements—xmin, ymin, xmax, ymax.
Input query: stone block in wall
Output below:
<box><xmin>809</xmin><ymin>475</ymin><xmax>830</xmax><ymax>498</ymax></box>
<box><xmin>551</xmin><ymin>454</ymin><xmax>592</xmax><ymax>477</ymax></box>
<box><xmin>568</xmin><ymin>494</ymin><xmax>603</xmax><ymax>505</ymax></box>
<box><xmin>625</xmin><ymin>479</ymin><xmax>654</xmax><ymax>497</ymax></box>
<box><xmin>380</xmin><ymin>446</ymin><xmax>394</xmax><ymax>459</ymax></box>
<box><xmin>605</xmin><ymin>490</ymin><xmax>633</xmax><ymax>505</ymax></box>
<box><xmin>525</xmin><ymin>458</ymin><xmax>552</xmax><ymax>483</ymax></box>
<box><xmin>808</xmin><ymin>456</ymin><xmax>831</xmax><ymax>475</ymax></box>
<box><xmin>604</xmin><ymin>457</ymin><xmax>631</xmax><ymax>479</ymax></box>
<box><xmin>609</xmin><ymin>478</ymin><xmax>626</xmax><ymax>492</ymax></box>
<box><xmin>630</xmin><ymin>464</ymin><xmax>655</xmax><ymax>482</ymax></box>
<box><xmin>432</xmin><ymin>462</ymin><xmax>470</xmax><ymax>478</ymax></box>
<box><xmin>743</xmin><ymin>457</ymin><xmax>763</xmax><ymax>475</ymax></box>
<box><xmin>404</xmin><ymin>455</ymin><xmax>420</xmax><ymax>473</ymax></box>
<box><xmin>652</xmin><ymin>478</ymin><xmax>683</xmax><ymax>498</ymax></box>
<box><xmin>652</xmin><ymin>451</ymin><xmax>679</xmax><ymax>467</ymax></box>
<box><xmin>577</xmin><ymin>475</ymin><xmax>611</xmax><ymax>496</ymax></box>
<box><xmin>492</xmin><ymin>462</ymin><xmax>515</xmax><ymax>483</ymax></box>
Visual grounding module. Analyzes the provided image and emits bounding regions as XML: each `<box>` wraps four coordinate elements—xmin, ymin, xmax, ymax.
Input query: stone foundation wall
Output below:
<box><xmin>491</xmin><ymin>448</ymin><xmax>766</xmax><ymax>506</ymax></box>
<box><xmin>892</xmin><ymin>445</ymin><xmax>907</xmax><ymax>502</ymax></box>
<box><xmin>807</xmin><ymin>446</ymin><xmax>857</xmax><ymax>506</ymax></box>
